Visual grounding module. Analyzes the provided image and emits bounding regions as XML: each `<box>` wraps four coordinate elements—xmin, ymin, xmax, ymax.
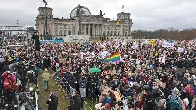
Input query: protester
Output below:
<box><xmin>46</xmin><ymin>92</ymin><xmax>58</xmax><ymax>110</ymax></box>
<box><xmin>41</xmin><ymin>39</ymin><xmax>196</xmax><ymax>110</ymax></box>
<box><xmin>1</xmin><ymin>71</ymin><xmax>18</xmax><ymax>107</ymax></box>
<box><xmin>42</xmin><ymin>68</ymin><xmax>50</xmax><ymax>90</ymax></box>
<box><xmin>69</xmin><ymin>91</ymin><xmax>81</xmax><ymax>110</ymax></box>
<box><xmin>79</xmin><ymin>74</ymin><xmax>87</xmax><ymax>108</ymax></box>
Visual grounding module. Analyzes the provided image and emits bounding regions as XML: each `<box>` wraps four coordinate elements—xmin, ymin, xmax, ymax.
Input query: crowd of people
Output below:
<box><xmin>39</xmin><ymin>39</ymin><xmax>196</xmax><ymax>110</ymax></box>
<box><xmin>0</xmin><ymin>38</ymin><xmax>195</xmax><ymax>110</ymax></box>
<box><xmin>0</xmin><ymin>44</ymin><xmax>39</xmax><ymax>110</ymax></box>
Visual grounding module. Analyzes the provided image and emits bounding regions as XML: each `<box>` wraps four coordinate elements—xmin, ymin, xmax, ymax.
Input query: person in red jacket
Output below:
<box><xmin>1</xmin><ymin>71</ymin><xmax>18</xmax><ymax>107</ymax></box>
<box><xmin>1</xmin><ymin>71</ymin><xmax>18</xmax><ymax>91</ymax></box>
<box><xmin>184</xmin><ymin>84</ymin><xmax>194</xmax><ymax>96</ymax></box>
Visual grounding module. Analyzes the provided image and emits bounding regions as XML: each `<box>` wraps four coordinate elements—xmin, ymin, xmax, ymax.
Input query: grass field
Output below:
<box><xmin>38</xmin><ymin>70</ymin><xmax>98</xmax><ymax>110</ymax></box>
<box><xmin>38</xmin><ymin>70</ymin><xmax>69</xmax><ymax>110</ymax></box>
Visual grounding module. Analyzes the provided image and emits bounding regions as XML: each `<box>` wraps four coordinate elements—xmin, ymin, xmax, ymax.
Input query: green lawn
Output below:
<box><xmin>84</xmin><ymin>99</ymin><xmax>98</xmax><ymax>110</ymax></box>
<box><xmin>38</xmin><ymin>70</ymin><xmax>97</xmax><ymax>110</ymax></box>
<box><xmin>38</xmin><ymin>70</ymin><xmax>69</xmax><ymax>110</ymax></box>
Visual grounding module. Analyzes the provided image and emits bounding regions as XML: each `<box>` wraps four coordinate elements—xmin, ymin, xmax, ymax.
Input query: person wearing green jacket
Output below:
<box><xmin>42</xmin><ymin>68</ymin><xmax>50</xmax><ymax>91</ymax></box>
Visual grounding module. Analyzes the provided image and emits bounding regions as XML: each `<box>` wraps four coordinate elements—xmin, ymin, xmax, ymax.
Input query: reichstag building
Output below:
<box><xmin>35</xmin><ymin>5</ymin><xmax>133</xmax><ymax>40</ymax></box>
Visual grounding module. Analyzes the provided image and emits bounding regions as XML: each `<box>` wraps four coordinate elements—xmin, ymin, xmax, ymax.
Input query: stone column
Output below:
<box><xmin>81</xmin><ymin>24</ymin><xmax>84</xmax><ymax>35</ymax></box>
<box><xmin>97</xmin><ymin>24</ymin><xmax>99</xmax><ymax>36</ymax></box>
<box><xmin>93</xmin><ymin>24</ymin><xmax>95</xmax><ymax>37</ymax></box>
<box><xmin>101</xmin><ymin>24</ymin><xmax>103</xmax><ymax>36</ymax></box>
<box><xmin>51</xmin><ymin>21</ymin><xmax>54</xmax><ymax>36</ymax></box>
<box><xmin>121</xmin><ymin>25</ymin><xmax>124</xmax><ymax>36</ymax></box>
<box><xmin>129</xmin><ymin>25</ymin><xmax>132</xmax><ymax>36</ymax></box>
<box><xmin>95</xmin><ymin>24</ymin><xmax>97</xmax><ymax>37</ymax></box>
<box><xmin>80</xmin><ymin>24</ymin><xmax>82</xmax><ymax>35</ymax></box>
<box><xmin>42</xmin><ymin>21</ymin><xmax>44</xmax><ymax>35</ymax></box>
<box><xmin>88</xmin><ymin>24</ymin><xmax>90</xmax><ymax>36</ymax></box>
<box><xmin>85</xmin><ymin>24</ymin><xmax>88</xmax><ymax>35</ymax></box>
<box><xmin>99</xmin><ymin>24</ymin><xmax>101</xmax><ymax>36</ymax></box>
<box><xmin>96</xmin><ymin>24</ymin><xmax>98</xmax><ymax>36</ymax></box>
<box><xmin>84</xmin><ymin>24</ymin><xmax>86</xmax><ymax>35</ymax></box>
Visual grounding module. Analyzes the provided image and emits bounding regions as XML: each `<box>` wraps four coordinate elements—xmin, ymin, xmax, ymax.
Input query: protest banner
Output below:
<box><xmin>162</xmin><ymin>41</ymin><xmax>174</xmax><ymax>47</ymax></box>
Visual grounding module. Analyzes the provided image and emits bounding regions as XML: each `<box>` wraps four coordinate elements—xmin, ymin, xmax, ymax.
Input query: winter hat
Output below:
<box><xmin>172</xmin><ymin>88</ymin><xmax>179</xmax><ymax>95</ymax></box>
<box><xmin>7</xmin><ymin>71</ymin><xmax>11</xmax><ymax>74</ymax></box>
<box><xmin>105</xmin><ymin>75</ymin><xmax>110</xmax><ymax>79</ymax></box>
<box><xmin>45</xmin><ymin>68</ymin><xmax>48</xmax><ymax>72</ymax></box>
<box><xmin>183</xmin><ymin>98</ymin><xmax>189</xmax><ymax>106</ymax></box>
<box><xmin>50</xmin><ymin>92</ymin><xmax>56</xmax><ymax>96</ymax></box>
<box><xmin>192</xmin><ymin>75</ymin><xmax>196</xmax><ymax>79</ymax></box>
<box><xmin>95</xmin><ymin>103</ymin><xmax>102</xmax><ymax>110</ymax></box>
<box><xmin>105</xmin><ymin>103</ymin><xmax>111</xmax><ymax>109</ymax></box>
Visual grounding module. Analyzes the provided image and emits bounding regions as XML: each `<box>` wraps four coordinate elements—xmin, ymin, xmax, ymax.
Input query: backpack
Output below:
<box><xmin>167</xmin><ymin>95</ymin><xmax>182</xmax><ymax>110</ymax></box>
<box><xmin>53</xmin><ymin>96</ymin><xmax>58</xmax><ymax>106</ymax></box>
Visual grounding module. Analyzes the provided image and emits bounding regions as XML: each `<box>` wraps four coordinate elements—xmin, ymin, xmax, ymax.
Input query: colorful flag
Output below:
<box><xmin>116</xmin><ymin>19</ymin><xmax>120</xmax><ymax>25</ymax></box>
<box><xmin>122</xmin><ymin>5</ymin><xmax>124</xmax><ymax>9</ymax></box>
<box><xmin>154</xmin><ymin>51</ymin><xmax>158</xmax><ymax>56</ymax></box>
<box><xmin>8</xmin><ymin>56</ymin><xmax>13</xmax><ymax>62</ymax></box>
<box><xmin>105</xmin><ymin>52</ymin><xmax>121</xmax><ymax>63</ymax></box>
<box><xmin>149</xmin><ymin>40</ymin><xmax>155</xmax><ymax>45</ymax></box>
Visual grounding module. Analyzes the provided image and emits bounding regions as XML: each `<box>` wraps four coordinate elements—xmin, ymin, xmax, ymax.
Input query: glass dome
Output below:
<box><xmin>70</xmin><ymin>5</ymin><xmax>91</xmax><ymax>19</ymax></box>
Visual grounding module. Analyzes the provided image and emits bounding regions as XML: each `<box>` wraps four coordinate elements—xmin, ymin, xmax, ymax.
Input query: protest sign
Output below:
<box><xmin>159</xmin><ymin>56</ymin><xmax>166</xmax><ymax>64</ymax></box>
<box><xmin>177</xmin><ymin>47</ymin><xmax>184</xmax><ymax>52</ymax></box>
<box><xmin>0</xmin><ymin>49</ymin><xmax>6</xmax><ymax>58</ymax></box>
<box><xmin>162</xmin><ymin>41</ymin><xmax>174</xmax><ymax>47</ymax></box>
<box><xmin>59</xmin><ymin>58</ymin><xmax>66</xmax><ymax>64</ymax></box>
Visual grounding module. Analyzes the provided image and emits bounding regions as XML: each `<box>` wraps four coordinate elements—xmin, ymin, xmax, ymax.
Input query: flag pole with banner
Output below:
<box><xmin>122</xmin><ymin>5</ymin><xmax>124</xmax><ymax>10</ymax></box>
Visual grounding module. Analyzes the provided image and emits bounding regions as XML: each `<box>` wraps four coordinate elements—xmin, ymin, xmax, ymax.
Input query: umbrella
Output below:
<box><xmin>143</xmin><ymin>85</ymin><xmax>150</xmax><ymax>90</ymax></box>
<box><xmin>155</xmin><ymin>79</ymin><xmax>160</xmax><ymax>83</ymax></box>
<box><xmin>133</xmin><ymin>82</ymin><xmax>141</xmax><ymax>90</ymax></box>
<box><xmin>88</xmin><ymin>68</ymin><xmax>101</xmax><ymax>73</ymax></box>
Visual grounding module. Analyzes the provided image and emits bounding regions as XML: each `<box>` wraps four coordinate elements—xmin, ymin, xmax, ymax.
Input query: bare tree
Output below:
<box><xmin>132</xmin><ymin>28</ymin><xmax>196</xmax><ymax>40</ymax></box>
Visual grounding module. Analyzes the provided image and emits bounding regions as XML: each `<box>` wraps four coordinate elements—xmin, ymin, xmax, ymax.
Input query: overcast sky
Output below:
<box><xmin>0</xmin><ymin>0</ymin><xmax>196</xmax><ymax>30</ymax></box>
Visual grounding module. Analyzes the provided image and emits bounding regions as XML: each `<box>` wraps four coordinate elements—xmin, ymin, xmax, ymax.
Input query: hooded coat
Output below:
<box><xmin>69</xmin><ymin>95</ymin><xmax>81</xmax><ymax>110</ymax></box>
<box><xmin>46</xmin><ymin>95</ymin><xmax>58</xmax><ymax>110</ymax></box>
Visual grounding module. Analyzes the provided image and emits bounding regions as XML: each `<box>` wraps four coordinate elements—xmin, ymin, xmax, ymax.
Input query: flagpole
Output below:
<box><xmin>43</xmin><ymin>0</ymin><xmax>48</xmax><ymax>40</ymax></box>
<box><xmin>44</xmin><ymin>3</ymin><xmax>47</xmax><ymax>40</ymax></box>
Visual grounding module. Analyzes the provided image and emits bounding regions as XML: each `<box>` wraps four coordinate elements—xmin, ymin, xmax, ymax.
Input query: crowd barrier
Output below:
<box><xmin>35</xmin><ymin>91</ymin><xmax>38</xmax><ymax>110</ymax></box>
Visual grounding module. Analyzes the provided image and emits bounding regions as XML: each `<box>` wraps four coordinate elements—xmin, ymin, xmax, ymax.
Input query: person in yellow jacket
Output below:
<box><xmin>42</xmin><ymin>68</ymin><xmax>50</xmax><ymax>91</ymax></box>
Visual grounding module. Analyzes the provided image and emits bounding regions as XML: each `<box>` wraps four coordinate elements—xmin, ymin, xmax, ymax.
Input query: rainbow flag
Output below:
<box><xmin>105</xmin><ymin>52</ymin><xmax>121</xmax><ymax>63</ymax></box>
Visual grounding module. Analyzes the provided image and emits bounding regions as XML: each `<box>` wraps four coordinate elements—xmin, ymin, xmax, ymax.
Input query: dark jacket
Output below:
<box><xmin>69</xmin><ymin>95</ymin><xmax>81</xmax><ymax>110</ymax></box>
<box><xmin>46</xmin><ymin>96</ymin><xmax>58</xmax><ymax>110</ymax></box>
<box><xmin>68</xmin><ymin>75</ymin><xmax>77</xmax><ymax>89</ymax></box>
<box><xmin>79</xmin><ymin>77</ymin><xmax>87</xmax><ymax>88</ymax></box>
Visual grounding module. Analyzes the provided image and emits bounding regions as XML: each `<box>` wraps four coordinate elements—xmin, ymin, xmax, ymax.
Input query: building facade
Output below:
<box><xmin>35</xmin><ymin>5</ymin><xmax>133</xmax><ymax>40</ymax></box>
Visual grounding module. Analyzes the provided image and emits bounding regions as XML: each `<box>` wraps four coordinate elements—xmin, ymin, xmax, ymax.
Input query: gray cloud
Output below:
<box><xmin>0</xmin><ymin>0</ymin><xmax>196</xmax><ymax>30</ymax></box>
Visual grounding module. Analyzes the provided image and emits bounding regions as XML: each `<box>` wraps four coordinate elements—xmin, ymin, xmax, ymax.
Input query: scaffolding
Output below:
<box><xmin>0</xmin><ymin>26</ymin><xmax>37</xmax><ymax>32</ymax></box>
<box><xmin>0</xmin><ymin>26</ymin><xmax>37</xmax><ymax>37</ymax></box>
